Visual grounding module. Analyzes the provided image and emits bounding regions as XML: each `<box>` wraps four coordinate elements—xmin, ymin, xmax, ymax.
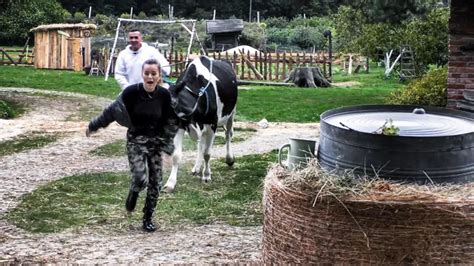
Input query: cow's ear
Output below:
<box><xmin>187</xmin><ymin>65</ymin><xmax>197</xmax><ymax>78</ymax></box>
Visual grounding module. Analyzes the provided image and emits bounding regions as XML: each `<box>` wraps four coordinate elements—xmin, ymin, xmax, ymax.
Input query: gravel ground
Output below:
<box><xmin>0</xmin><ymin>87</ymin><xmax>319</xmax><ymax>264</ymax></box>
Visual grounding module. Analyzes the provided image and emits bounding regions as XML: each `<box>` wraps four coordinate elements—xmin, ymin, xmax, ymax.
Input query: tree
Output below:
<box><xmin>330</xmin><ymin>6</ymin><xmax>367</xmax><ymax>53</ymax></box>
<box><xmin>0</xmin><ymin>0</ymin><xmax>68</xmax><ymax>45</ymax></box>
<box><xmin>401</xmin><ymin>7</ymin><xmax>449</xmax><ymax>71</ymax></box>
<box><xmin>342</xmin><ymin>0</ymin><xmax>440</xmax><ymax>24</ymax></box>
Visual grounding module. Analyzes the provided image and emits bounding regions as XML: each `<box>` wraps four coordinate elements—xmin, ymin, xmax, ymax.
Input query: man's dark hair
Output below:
<box><xmin>129</xmin><ymin>29</ymin><xmax>141</xmax><ymax>33</ymax></box>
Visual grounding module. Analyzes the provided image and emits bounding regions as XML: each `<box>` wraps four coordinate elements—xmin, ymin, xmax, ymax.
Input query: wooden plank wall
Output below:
<box><xmin>33</xmin><ymin>28</ymin><xmax>92</xmax><ymax>71</ymax></box>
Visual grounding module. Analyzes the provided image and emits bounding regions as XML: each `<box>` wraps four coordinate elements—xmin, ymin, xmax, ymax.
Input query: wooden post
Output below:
<box><xmin>276</xmin><ymin>52</ymin><xmax>280</xmax><ymax>81</ymax></box>
<box><xmin>268</xmin><ymin>53</ymin><xmax>273</xmax><ymax>80</ymax></box>
<box><xmin>246</xmin><ymin>50</ymin><xmax>251</xmax><ymax>79</ymax></box>
<box><xmin>288</xmin><ymin>52</ymin><xmax>293</xmax><ymax>74</ymax></box>
<box><xmin>174</xmin><ymin>50</ymin><xmax>178</xmax><ymax>76</ymax></box>
<box><xmin>323</xmin><ymin>53</ymin><xmax>326</xmax><ymax>77</ymax></box>
<box><xmin>233</xmin><ymin>51</ymin><xmax>238</xmax><ymax>74</ymax></box>
<box><xmin>169</xmin><ymin>36</ymin><xmax>175</xmax><ymax>74</ymax></box>
<box><xmin>263</xmin><ymin>52</ymin><xmax>268</xmax><ymax>80</ymax></box>
<box><xmin>240</xmin><ymin>53</ymin><xmax>245</xmax><ymax>80</ymax></box>
<box><xmin>282</xmin><ymin>52</ymin><xmax>287</xmax><ymax>80</ymax></box>
<box><xmin>181</xmin><ymin>51</ymin><xmax>185</xmax><ymax>75</ymax></box>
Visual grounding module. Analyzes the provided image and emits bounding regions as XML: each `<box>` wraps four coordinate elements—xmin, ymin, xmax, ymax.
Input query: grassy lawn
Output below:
<box><xmin>0</xmin><ymin>64</ymin><xmax>404</xmax><ymax>123</ymax></box>
<box><xmin>0</xmin><ymin>65</ymin><xmax>121</xmax><ymax>99</ymax></box>
<box><xmin>90</xmin><ymin>126</ymin><xmax>258</xmax><ymax>157</ymax></box>
<box><xmin>6</xmin><ymin>151</ymin><xmax>276</xmax><ymax>233</ymax></box>
<box><xmin>0</xmin><ymin>132</ymin><xmax>60</xmax><ymax>157</ymax></box>
<box><xmin>237</xmin><ymin>67</ymin><xmax>404</xmax><ymax>122</ymax></box>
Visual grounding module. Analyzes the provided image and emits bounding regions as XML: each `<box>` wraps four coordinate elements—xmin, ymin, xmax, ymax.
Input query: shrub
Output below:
<box><xmin>264</xmin><ymin>17</ymin><xmax>288</xmax><ymax>28</ymax></box>
<box><xmin>0</xmin><ymin>100</ymin><xmax>17</xmax><ymax>119</ymax></box>
<box><xmin>387</xmin><ymin>66</ymin><xmax>447</xmax><ymax>106</ymax></box>
<box><xmin>288</xmin><ymin>25</ymin><xmax>326</xmax><ymax>50</ymax></box>
<box><xmin>240</xmin><ymin>22</ymin><xmax>266</xmax><ymax>49</ymax></box>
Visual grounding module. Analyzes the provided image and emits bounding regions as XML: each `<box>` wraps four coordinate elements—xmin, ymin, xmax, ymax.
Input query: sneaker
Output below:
<box><xmin>142</xmin><ymin>219</ymin><xmax>156</xmax><ymax>232</ymax></box>
<box><xmin>125</xmin><ymin>190</ymin><xmax>139</xmax><ymax>212</ymax></box>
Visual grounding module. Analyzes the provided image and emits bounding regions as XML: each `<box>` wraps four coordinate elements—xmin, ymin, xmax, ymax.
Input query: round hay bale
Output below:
<box><xmin>262</xmin><ymin>163</ymin><xmax>474</xmax><ymax>264</ymax></box>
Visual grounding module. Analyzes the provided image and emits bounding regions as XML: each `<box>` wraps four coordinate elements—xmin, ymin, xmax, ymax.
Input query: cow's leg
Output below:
<box><xmin>201</xmin><ymin>125</ymin><xmax>215</xmax><ymax>183</ymax></box>
<box><xmin>191</xmin><ymin>137</ymin><xmax>204</xmax><ymax>176</ymax></box>
<box><xmin>189</xmin><ymin>124</ymin><xmax>204</xmax><ymax>176</ymax></box>
<box><xmin>225</xmin><ymin>115</ymin><xmax>235</xmax><ymax>166</ymax></box>
<box><xmin>163</xmin><ymin>128</ymin><xmax>185</xmax><ymax>193</ymax></box>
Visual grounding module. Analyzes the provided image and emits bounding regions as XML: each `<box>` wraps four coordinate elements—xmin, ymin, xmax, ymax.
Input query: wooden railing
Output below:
<box><xmin>162</xmin><ymin>50</ymin><xmax>330</xmax><ymax>81</ymax></box>
<box><xmin>0</xmin><ymin>48</ymin><xmax>34</xmax><ymax>66</ymax></box>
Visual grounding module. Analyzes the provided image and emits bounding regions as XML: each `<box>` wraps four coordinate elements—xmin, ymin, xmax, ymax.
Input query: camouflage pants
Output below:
<box><xmin>126</xmin><ymin>134</ymin><xmax>163</xmax><ymax>216</ymax></box>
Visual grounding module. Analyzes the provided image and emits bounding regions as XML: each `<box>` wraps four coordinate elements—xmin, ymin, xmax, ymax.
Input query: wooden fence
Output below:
<box><xmin>161</xmin><ymin>50</ymin><xmax>330</xmax><ymax>81</ymax></box>
<box><xmin>2</xmin><ymin>45</ymin><xmax>331</xmax><ymax>82</ymax></box>
<box><xmin>0</xmin><ymin>47</ymin><xmax>34</xmax><ymax>66</ymax></box>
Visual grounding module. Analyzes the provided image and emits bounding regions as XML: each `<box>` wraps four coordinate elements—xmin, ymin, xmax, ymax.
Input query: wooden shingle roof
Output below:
<box><xmin>30</xmin><ymin>23</ymin><xmax>97</xmax><ymax>32</ymax></box>
<box><xmin>206</xmin><ymin>19</ymin><xmax>244</xmax><ymax>34</ymax></box>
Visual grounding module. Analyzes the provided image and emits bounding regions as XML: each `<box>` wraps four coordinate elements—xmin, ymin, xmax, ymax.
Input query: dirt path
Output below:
<box><xmin>0</xmin><ymin>87</ymin><xmax>320</xmax><ymax>264</ymax></box>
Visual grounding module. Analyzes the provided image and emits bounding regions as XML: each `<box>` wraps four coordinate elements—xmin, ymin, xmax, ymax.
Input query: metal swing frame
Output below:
<box><xmin>104</xmin><ymin>18</ymin><xmax>200</xmax><ymax>81</ymax></box>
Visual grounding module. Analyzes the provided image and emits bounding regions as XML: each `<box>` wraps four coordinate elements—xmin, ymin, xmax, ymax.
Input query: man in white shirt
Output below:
<box><xmin>114</xmin><ymin>29</ymin><xmax>171</xmax><ymax>90</ymax></box>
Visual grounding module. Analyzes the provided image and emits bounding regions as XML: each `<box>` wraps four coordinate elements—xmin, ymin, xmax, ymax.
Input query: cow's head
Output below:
<box><xmin>169</xmin><ymin>64</ymin><xmax>210</xmax><ymax>120</ymax></box>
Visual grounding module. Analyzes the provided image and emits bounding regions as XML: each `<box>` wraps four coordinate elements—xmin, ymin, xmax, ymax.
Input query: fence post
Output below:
<box><xmin>179</xmin><ymin>51</ymin><xmax>184</xmax><ymax>75</ymax></box>
<box><xmin>323</xmin><ymin>52</ymin><xmax>327</xmax><ymax>77</ymax></box>
<box><xmin>288</xmin><ymin>52</ymin><xmax>293</xmax><ymax>74</ymax></box>
<box><xmin>268</xmin><ymin>53</ymin><xmax>273</xmax><ymax>80</ymax></box>
<box><xmin>263</xmin><ymin>52</ymin><xmax>268</xmax><ymax>80</ymax></box>
<box><xmin>233</xmin><ymin>51</ymin><xmax>238</xmax><ymax>76</ymax></box>
<box><xmin>240</xmin><ymin>52</ymin><xmax>245</xmax><ymax>80</ymax></box>
<box><xmin>282</xmin><ymin>52</ymin><xmax>287</xmax><ymax>80</ymax></box>
<box><xmin>276</xmin><ymin>52</ymin><xmax>280</xmax><ymax>81</ymax></box>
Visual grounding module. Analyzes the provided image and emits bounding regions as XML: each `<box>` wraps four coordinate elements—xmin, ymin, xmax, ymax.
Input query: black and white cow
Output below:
<box><xmin>163</xmin><ymin>55</ymin><xmax>238</xmax><ymax>192</ymax></box>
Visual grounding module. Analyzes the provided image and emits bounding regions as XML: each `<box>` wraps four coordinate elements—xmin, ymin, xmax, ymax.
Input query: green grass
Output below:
<box><xmin>66</xmin><ymin>104</ymin><xmax>105</xmax><ymax>122</ymax></box>
<box><xmin>6</xmin><ymin>151</ymin><xmax>277</xmax><ymax>233</ymax></box>
<box><xmin>0</xmin><ymin>132</ymin><xmax>59</xmax><ymax>157</ymax></box>
<box><xmin>89</xmin><ymin>127</ymin><xmax>258</xmax><ymax>157</ymax></box>
<box><xmin>0</xmin><ymin>98</ymin><xmax>25</xmax><ymax>119</ymax></box>
<box><xmin>90</xmin><ymin>139</ymin><xmax>127</xmax><ymax>157</ymax></box>
<box><xmin>0</xmin><ymin>65</ymin><xmax>120</xmax><ymax>99</ymax></box>
<box><xmin>237</xmin><ymin>67</ymin><xmax>404</xmax><ymax>122</ymax></box>
<box><xmin>0</xmin><ymin>64</ymin><xmax>404</xmax><ymax>123</ymax></box>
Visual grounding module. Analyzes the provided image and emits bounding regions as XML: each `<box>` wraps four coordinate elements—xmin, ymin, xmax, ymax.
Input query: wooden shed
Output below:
<box><xmin>30</xmin><ymin>23</ymin><xmax>96</xmax><ymax>71</ymax></box>
<box><xmin>206</xmin><ymin>19</ymin><xmax>244</xmax><ymax>51</ymax></box>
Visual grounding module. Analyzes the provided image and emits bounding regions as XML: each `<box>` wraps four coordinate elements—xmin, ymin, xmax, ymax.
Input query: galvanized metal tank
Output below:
<box><xmin>317</xmin><ymin>105</ymin><xmax>474</xmax><ymax>183</ymax></box>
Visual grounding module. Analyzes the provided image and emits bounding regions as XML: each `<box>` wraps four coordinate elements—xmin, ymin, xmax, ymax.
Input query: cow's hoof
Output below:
<box><xmin>225</xmin><ymin>156</ymin><xmax>235</xmax><ymax>166</ymax></box>
<box><xmin>191</xmin><ymin>171</ymin><xmax>199</xmax><ymax>176</ymax></box>
<box><xmin>202</xmin><ymin>176</ymin><xmax>211</xmax><ymax>183</ymax></box>
<box><xmin>162</xmin><ymin>185</ymin><xmax>175</xmax><ymax>193</ymax></box>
